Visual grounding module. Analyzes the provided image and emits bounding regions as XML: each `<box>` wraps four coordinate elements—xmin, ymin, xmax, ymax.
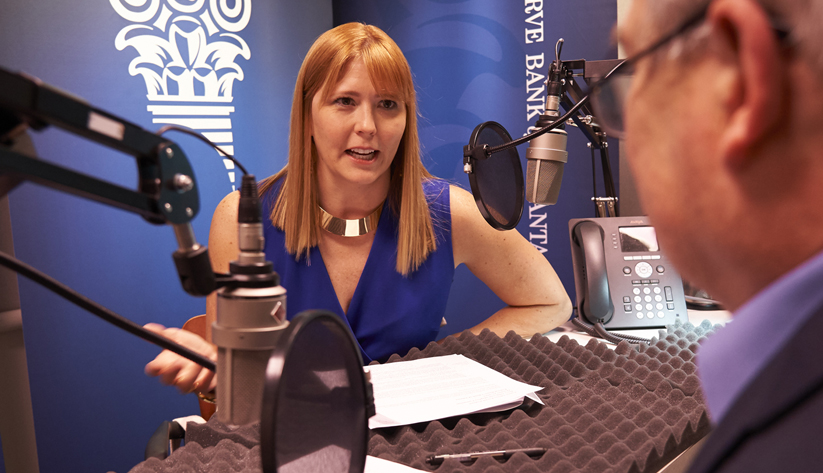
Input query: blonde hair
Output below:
<box><xmin>259</xmin><ymin>22</ymin><xmax>436</xmax><ymax>275</ymax></box>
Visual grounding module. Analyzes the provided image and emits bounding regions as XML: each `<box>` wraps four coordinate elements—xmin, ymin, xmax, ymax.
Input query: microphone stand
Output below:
<box><xmin>462</xmin><ymin>52</ymin><xmax>622</xmax><ymax>218</ymax></box>
<box><xmin>0</xmin><ymin>67</ymin><xmax>282</xmax><ymax>340</ymax></box>
<box><xmin>0</xmin><ymin>67</ymin><xmax>214</xmax><ymax>295</ymax></box>
<box><xmin>557</xmin><ymin>57</ymin><xmax>621</xmax><ymax>217</ymax></box>
<box><xmin>0</xmin><ymin>66</ymin><xmax>285</xmax><ymax>464</ymax></box>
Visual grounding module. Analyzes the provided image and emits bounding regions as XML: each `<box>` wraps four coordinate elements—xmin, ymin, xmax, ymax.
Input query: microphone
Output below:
<box><xmin>463</xmin><ymin>40</ymin><xmax>592</xmax><ymax>228</ymax></box>
<box><xmin>212</xmin><ymin>174</ymin><xmax>287</xmax><ymax>426</ymax></box>
<box><xmin>525</xmin><ymin>41</ymin><xmax>568</xmax><ymax>205</ymax></box>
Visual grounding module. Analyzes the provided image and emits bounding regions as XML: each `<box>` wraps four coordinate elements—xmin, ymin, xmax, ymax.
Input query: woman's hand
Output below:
<box><xmin>144</xmin><ymin>323</ymin><xmax>217</xmax><ymax>394</ymax></box>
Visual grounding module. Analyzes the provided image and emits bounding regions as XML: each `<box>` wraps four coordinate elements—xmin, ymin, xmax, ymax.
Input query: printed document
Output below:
<box><xmin>367</xmin><ymin>354</ymin><xmax>543</xmax><ymax>429</ymax></box>
<box><xmin>365</xmin><ymin>456</ymin><xmax>425</xmax><ymax>472</ymax></box>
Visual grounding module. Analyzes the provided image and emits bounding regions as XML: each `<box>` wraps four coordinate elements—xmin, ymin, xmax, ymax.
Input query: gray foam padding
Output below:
<box><xmin>129</xmin><ymin>319</ymin><xmax>717</xmax><ymax>473</ymax></box>
<box><xmin>135</xmin><ymin>439</ymin><xmax>260</xmax><ymax>473</ymax></box>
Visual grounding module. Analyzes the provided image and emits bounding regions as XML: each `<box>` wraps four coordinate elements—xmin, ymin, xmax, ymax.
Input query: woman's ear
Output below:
<box><xmin>708</xmin><ymin>0</ymin><xmax>787</xmax><ymax>171</ymax></box>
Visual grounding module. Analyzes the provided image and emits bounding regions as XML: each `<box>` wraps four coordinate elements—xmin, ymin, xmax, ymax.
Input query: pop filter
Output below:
<box><xmin>261</xmin><ymin>310</ymin><xmax>372</xmax><ymax>473</ymax></box>
<box><xmin>464</xmin><ymin>121</ymin><xmax>524</xmax><ymax>230</ymax></box>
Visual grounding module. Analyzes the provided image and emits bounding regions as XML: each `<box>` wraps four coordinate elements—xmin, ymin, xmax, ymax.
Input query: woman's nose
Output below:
<box><xmin>354</xmin><ymin>105</ymin><xmax>376</xmax><ymax>135</ymax></box>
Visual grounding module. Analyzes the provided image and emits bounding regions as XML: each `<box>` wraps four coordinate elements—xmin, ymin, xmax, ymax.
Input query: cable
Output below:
<box><xmin>487</xmin><ymin>94</ymin><xmax>591</xmax><ymax>154</ymax></box>
<box><xmin>594</xmin><ymin>321</ymin><xmax>650</xmax><ymax>345</ymax></box>
<box><xmin>155</xmin><ymin>125</ymin><xmax>249</xmax><ymax>176</ymax></box>
<box><xmin>571</xmin><ymin>314</ymin><xmax>599</xmax><ymax>338</ymax></box>
<box><xmin>571</xmin><ymin>315</ymin><xmax>652</xmax><ymax>346</ymax></box>
<box><xmin>0</xmin><ymin>250</ymin><xmax>216</xmax><ymax>372</ymax></box>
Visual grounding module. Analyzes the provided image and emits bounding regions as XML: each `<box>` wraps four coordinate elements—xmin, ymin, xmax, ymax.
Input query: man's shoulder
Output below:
<box><xmin>688</xmin><ymin>306</ymin><xmax>823</xmax><ymax>472</ymax></box>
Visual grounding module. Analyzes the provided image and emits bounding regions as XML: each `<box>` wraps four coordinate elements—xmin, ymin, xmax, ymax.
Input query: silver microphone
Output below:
<box><xmin>213</xmin><ymin>283</ymin><xmax>286</xmax><ymax>426</ymax></box>
<box><xmin>525</xmin><ymin>84</ymin><xmax>568</xmax><ymax>205</ymax></box>
<box><xmin>212</xmin><ymin>175</ymin><xmax>286</xmax><ymax>426</ymax></box>
<box><xmin>526</xmin><ymin>41</ymin><xmax>568</xmax><ymax>206</ymax></box>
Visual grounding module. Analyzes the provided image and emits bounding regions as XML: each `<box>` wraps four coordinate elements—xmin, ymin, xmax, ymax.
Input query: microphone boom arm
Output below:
<box><xmin>0</xmin><ymin>66</ymin><xmax>199</xmax><ymax>225</ymax></box>
<box><xmin>557</xmin><ymin>59</ymin><xmax>622</xmax><ymax>216</ymax></box>
<box><xmin>0</xmin><ymin>66</ymin><xmax>217</xmax><ymax>296</ymax></box>
<box><xmin>559</xmin><ymin>58</ymin><xmax>622</xmax><ymax>149</ymax></box>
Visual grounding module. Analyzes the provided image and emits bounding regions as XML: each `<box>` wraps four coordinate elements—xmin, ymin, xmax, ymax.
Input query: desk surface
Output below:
<box><xmin>545</xmin><ymin>309</ymin><xmax>732</xmax><ymax>346</ymax></box>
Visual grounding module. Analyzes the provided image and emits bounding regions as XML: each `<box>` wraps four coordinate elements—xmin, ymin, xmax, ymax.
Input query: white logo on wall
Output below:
<box><xmin>111</xmin><ymin>0</ymin><xmax>251</xmax><ymax>190</ymax></box>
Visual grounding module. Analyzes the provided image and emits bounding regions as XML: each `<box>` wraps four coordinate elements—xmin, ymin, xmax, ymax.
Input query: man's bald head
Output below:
<box><xmin>632</xmin><ymin>0</ymin><xmax>823</xmax><ymax>76</ymax></box>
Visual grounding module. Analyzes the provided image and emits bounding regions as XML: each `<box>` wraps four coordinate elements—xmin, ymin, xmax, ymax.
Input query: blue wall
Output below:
<box><xmin>0</xmin><ymin>1</ymin><xmax>332</xmax><ymax>472</ymax></box>
<box><xmin>333</xmin><ymin>0</ymin><xmax>618</xmax><ymax>336</ymax></box>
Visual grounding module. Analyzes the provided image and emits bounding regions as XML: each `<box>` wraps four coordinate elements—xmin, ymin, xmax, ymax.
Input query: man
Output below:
<box><xmin>613</xmin><ymin>0</ymin><xmax>823</xmax><ymax>471</ymax></box>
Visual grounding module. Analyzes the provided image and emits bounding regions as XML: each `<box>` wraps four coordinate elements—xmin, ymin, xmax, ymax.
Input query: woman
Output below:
<box><xmin>145</xmin><ymin>23</ymin><xmax>571</xmax><ymax>393</ymax></box>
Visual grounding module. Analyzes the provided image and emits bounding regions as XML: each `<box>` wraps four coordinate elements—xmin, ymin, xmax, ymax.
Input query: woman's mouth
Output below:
<box><xmin>347</xmin><ymin>148</ymin><xmax>377</xmax><ymax>162</ymax></box>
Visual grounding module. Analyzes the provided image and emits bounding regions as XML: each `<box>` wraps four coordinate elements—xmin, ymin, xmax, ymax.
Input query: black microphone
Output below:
<box><xmin>525</xmin><ymin>40</ymin><xmax>568</xmax><ymax>205</ymax></box>
<box><xmin>212</xmin><ymin>174</ymin><xmax>287</xmax><ymax>426</ymax></box>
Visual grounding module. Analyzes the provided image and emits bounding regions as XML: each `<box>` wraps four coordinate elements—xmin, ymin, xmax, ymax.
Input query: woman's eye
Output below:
<box><xmin>379</xmin><ymin>100</ymin><xmax>398</xmax><ymax>110</ymax></box>
<box><xmin>335</xmin><ymin>97</ymin><xmax>355</xmax><ymax>106</ymax></box>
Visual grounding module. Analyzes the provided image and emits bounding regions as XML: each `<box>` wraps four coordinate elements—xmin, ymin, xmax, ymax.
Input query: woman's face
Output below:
<box><xmin>311</xmin><ymin>58</ymin><xmax>406</xmax><ymax>196</ymax></box>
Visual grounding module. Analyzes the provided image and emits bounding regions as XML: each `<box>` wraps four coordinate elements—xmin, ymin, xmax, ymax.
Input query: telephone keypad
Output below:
<box><xmin>622</xmin><ymin>279</ymin><xmax>679</xmax><ymax>321</ymax></box>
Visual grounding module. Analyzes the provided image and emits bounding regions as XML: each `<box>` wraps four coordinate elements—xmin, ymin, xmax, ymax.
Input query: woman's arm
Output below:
<box><xmin>204</xmin><ymin>191</ymin><xmax>240</xmax><ymax>341</ymax></box>
<box><xmin>450</xmin><ymin>185</ymin><xmax>573</xmax><ymax>338</ymax></box>
<box><xmin>143</xmin><ymin>191</ymin><xmax>239</xmax><ymax>393</ymax></box>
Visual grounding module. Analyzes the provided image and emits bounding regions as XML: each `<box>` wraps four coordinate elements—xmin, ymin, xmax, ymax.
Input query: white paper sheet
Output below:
<box><xmin>367</xmin><ymin>354</ymin><xmax>543</xmax><ymax>429</ymax></box>
<box><xmin>365</xmin><ymin>456</ymin><xmax>425</xmax><ymax>472</ymax></box>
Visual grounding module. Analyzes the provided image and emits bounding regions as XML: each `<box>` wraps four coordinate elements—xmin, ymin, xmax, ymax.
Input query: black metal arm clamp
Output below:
<box><xmin>0</xmin><ymin>66</ymin><xmax>214</xmax><ymax>296</ymax></box>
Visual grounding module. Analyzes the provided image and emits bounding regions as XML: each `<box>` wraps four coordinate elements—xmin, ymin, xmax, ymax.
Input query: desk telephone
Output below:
<box><xmin>569</xmin><ymin>216</ymin><xmax>688</xmax><ymax>329</ymax></box>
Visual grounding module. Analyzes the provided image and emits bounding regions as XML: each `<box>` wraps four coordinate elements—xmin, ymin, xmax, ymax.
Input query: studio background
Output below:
<box><xmin>0</xmin><ymin>1</ymin><xmax>615</xmax><ymax>472</ymax></box>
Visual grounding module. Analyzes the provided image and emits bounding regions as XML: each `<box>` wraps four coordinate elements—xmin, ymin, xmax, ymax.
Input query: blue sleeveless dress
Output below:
<box><xmin>261</xmin><ymin>178</ymin><xmax>454</xmax><ymax>363</ymax></box>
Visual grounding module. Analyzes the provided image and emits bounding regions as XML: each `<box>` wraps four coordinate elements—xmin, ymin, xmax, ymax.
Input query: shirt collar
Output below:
<box><xmin>696</xmin><ymin>249</ymin><xmax>823</xmax><ymax>423</ymax></box>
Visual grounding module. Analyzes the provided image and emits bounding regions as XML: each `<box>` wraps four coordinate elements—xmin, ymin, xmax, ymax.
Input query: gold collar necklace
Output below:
<box><xmin>319</xmin><ymin>203</ymin><xmax>383</xmax><ymax>237</ymax></box>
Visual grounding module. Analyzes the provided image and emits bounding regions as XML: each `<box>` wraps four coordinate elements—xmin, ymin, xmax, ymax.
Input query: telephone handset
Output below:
<box><xmin>569</xmin><ymin>216</ymin><xmax>688</xmax><ymax>329</ymax></box>
<box><xmin>573</xmin><ymin>222</ymin><xmax>615</xmax><ymax>324</ymax></box>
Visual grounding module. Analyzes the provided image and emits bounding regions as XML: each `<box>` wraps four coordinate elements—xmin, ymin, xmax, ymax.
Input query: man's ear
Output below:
<box><xmin>708</xmin><ymin>0</ymin><xmax>786</xmax><ymax>171</ymax></box>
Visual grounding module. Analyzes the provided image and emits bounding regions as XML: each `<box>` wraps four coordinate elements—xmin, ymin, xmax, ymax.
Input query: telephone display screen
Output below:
<box><xmin>618</xmin><ymin>226</ymin><xmax>659</xmax><ymax>252</ymax></box>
